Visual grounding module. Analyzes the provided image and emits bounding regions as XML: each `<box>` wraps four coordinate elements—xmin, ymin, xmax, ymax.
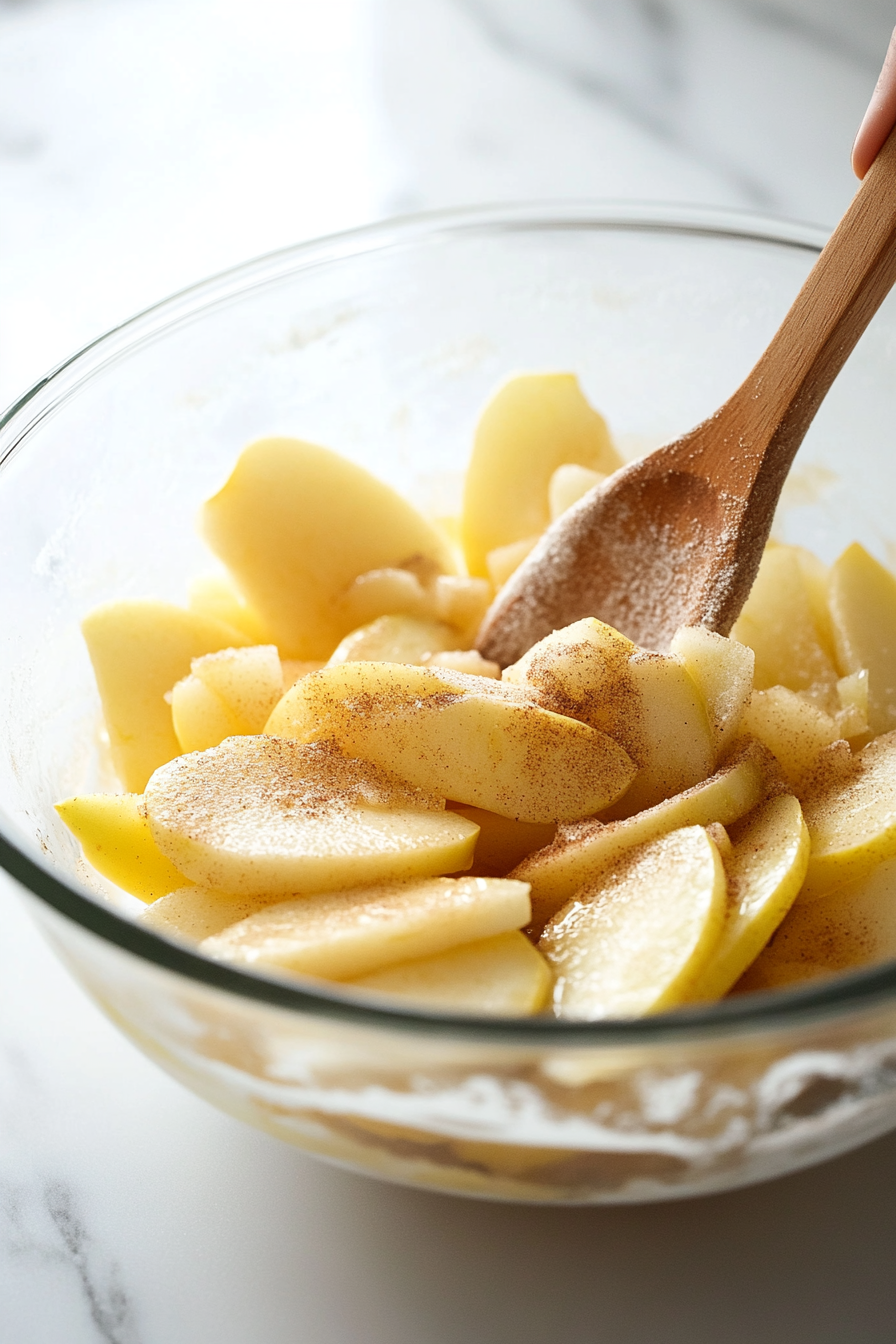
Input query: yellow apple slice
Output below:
<box><xmin>462</xmin><ymin>373</ymin><xmax>623</xmax><ymax>577</ymax></box>
<box><xmin>338</xmin><ymin>567</ymin><xmax>431</xmax><ymax>628</ymax></box>
<box><xmin>730</xmin><ymin>543</ymin><xmax>839</xmax><ymax>700</ymax></box>
<box><xmin>739</xmin><ymin>685</ymin><xmax>841</xmax><ymax>791</ymax></box>
<box><xmin>55</xmin><ymin>792</ymin><xmax>191</xmax><ymax>903</ymax></box>
<box><xmin>540</xmin><ymin>826</ymin><xmax>727</xmax><ymax>1019</ymax></box>
<box><xmin>828</xmin><ymin>542</ymin><xmax>896</xmax><ymax>735</ymax></box>
<box><xmin>424</xmin><ymin>650</ymin><xmax>501</xmax><ymax>679</ymax></box>
<box><xmin>670</xmin><ymin>625</ymin><xmax>755</xmax><ymax>757</ymax></box>
<box><xmin>350</xmin><ymin>931</ymin><xmax>551</xmax><ymax>1015</ymax></box>
<box><xmin>171</xmin><ymin>644</ymin><xmax>284</xmax><ymax>753</ymax></box>
<box><xmin>144</xmin><ymin>736</ymin><xmax>479</xmax><ymax>897</ymax></box>
<box><xmin>448</xmin><ymin>806</ymin><xmax>557</xmax><ymax>873</ymax></box>
<box><xmin>799</xmin><ymin>731</ymin><xmax>896</xmax><ymax>900</ymax></box>
<box><xmin>513</xmin><ymin>742</ymin><xmax>770</xmax><ymax>932</ymax></box>
<box><xmin>739</xmin><ymin>853</ymin><xmax>896</xmax><ymax>989</ymax></box>
<box><xmin>327</xmin><ymin>615</ymin><xmax>458</xmax><ymax>667</ymax></box>
<box><xmin>548</xmin><ymin>463</ymin><xmax>606</xmax><ymax>521</ymax></box>
<box><xmin>201</xmin><ymin>875</ymin><xmax>531</xmax><ymax>980</ymax></box>
<box><xmin>266</xmin><ymin>661</ymin><xmax>636</xmax><ymax>823</ymax></box>
<box><xmin>188</xmin><ymin>573</ymin><xmax>271</xmax><ymax>644</ymax></box>
<box><xmin>504</xmin><ymin>617</ymin><xmax>714</xmax><ymax>816</ymax></box>
<box><xmin>485</xmin><ymin>536</ymin><xmax>541</xmax><ymax>589</ymax></box>
<box><xmin>139</xmin><ymin>885</ymin><xmax>278</xmax><ymax>942</ymax></box>
<box><xmin>82</xmin><ymin>600</ymin><xmax>251</xmax><ymax>791</ymax></box>
<box><xmin>201</xmin><ymin>437</ymin><xmax>456</xmax><ymax>659</ymax></box>
<box><xmin>688</xmin><ymin>795</ymin><xmax>809</xmax><ymax>1000</ymax></box>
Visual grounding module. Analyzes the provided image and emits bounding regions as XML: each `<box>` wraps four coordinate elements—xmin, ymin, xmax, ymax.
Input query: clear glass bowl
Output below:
<box><xmin>3</xmin><ymin>202</ymin><xmax>896</xmax><ymax>1205</ymax></box>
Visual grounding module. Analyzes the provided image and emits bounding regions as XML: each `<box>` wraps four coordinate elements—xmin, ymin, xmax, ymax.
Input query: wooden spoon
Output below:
<box><xmin>477</xmin><ymin>128</ymin><xmax>896</xmax><ymax>667</ymax></box>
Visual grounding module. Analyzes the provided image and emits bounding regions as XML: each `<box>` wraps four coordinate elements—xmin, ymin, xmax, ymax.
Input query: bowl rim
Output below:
<box><xmin>4</xmin><ymin>197</ymin><xmax>895</xmax><ymax>1046</ymax></box>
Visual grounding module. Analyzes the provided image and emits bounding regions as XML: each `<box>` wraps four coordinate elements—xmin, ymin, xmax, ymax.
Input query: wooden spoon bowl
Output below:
<box><xmin>477</xmin><ymin>128</ymin><xmax>896</xmax><ymax>666</ymax></box>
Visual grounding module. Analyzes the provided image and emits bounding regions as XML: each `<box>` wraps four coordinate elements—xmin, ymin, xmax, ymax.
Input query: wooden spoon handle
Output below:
<box><xmin>709</xmin><ymin>123</ymin><xmax>896</xmax><ymax>492</ymax></box>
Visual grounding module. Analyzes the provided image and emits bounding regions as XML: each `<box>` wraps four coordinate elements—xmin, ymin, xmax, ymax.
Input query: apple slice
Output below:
<box><xmin>140</xmin><ymin>886</ymin><xmax>278</xmax><ymax>942</ymax></box>
<box><xmin>739</xmin><ymin>685</ymin><xmax>841</xmax><ymax>791</ymax></box>
<box><xmin>188</xmin><ymin>573</ymin><xmax>271</xmax><ymax>644</ymax></box>
<box><xmin>513</xmin><ymin>742</ymin><xmax>770</xmax><ymax>932</ymax></box>
<box><xmin>327</xmin><ymin>615</ymin><xmax>458</xmax><ymax>667</ymax></box>
<box><xmin>462</xmin><ymin>373</ymin><xmax>623</xmax><ymax>577</ymax></box>
<box><xmin>799</xmin><ymin>731</ymin><xmax>896</xmax><ymax>900</ymax></box>
<box><xmin>82</xmin><ymin>600</ymin><xmax>250</xmax><ymax>791</ymax></box>
<box><xmin>144</xmin><ymin>736</ymin><xmax>479</xmax><ymax>897</ymax></box>
<box><xmin>548</xmin><ymin>463</ymin><xmax>606</xmax><ymax>521</ymax></box>
<box><xmin>448</xmin><ymin>806</ymin><xmax>557</xmax><ymax>873</ymax></box>
<box><xmin>739</xmin><ymin>853</ymin><xmax>896</xmax><ymax>990</ymax></box>
<box><xmin>688</xmin><ymin>795</ymin><xmax>809</xmax><ymax>1000</ymax></box>
<box><xmin>170</xmin><ymin>644</ymin><xmax>284</xmax><ymax>754</ymax></box>
<box><xmin>201</xmin><ymin>875</ymin><xmax>531</xmax><ymax>980</ymax></box>
<box><xmin>350</xmin><ymin>931</ymin><xmax>551</xmax><ymax>1015</ymax></box>
<box><xmin>202</xmin><ymin>437</ymin><xmax>456</xmax><ymax>659</ymax></box>
<box><xmin>670</xmin><ymin>625</ymin><xmax>754</xmax><ymax>757</ymax></box>
<box><xmin>828</xmin><ymin>542</ymin><xmax>896</xmax><ymax>735</ymax></box>
<box><xmin>504</xmin><ymin>617</ymin><xmax>714</xmax><ymax>815</ymax></box>
<box><xmin>55</xmin><ymin>792</ymin><xmax>191</xmax><ymax>903</ymax></box>
<box><xmin>730</xmin><ymin>544</ymin><xmax>839</xmax><ymax>701</ymax></box>
<box><xmin>540</xmin><ymin>826</ymin><xmax>727</xmax><ymax>1019</ymax></box>
<box><xmin>266</xmin><ymin>661</ymin><xmax>636</xmax><ymax>823</ymax></box>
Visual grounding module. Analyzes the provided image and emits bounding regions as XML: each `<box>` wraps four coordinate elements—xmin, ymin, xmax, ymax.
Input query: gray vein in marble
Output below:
<box><xmin>0</xmin><ymin>1177</ymin><xmax>140</xmax><ymax>1344</ymax></box>
<box><xmin>735</xmin><ymin>0</ymin><xmax>891</xmax><ymax>69</ymax></box>
<box><xmin>452</xmin><ymin>0</ymin><xmax>776</xmax><ymax>208</ymax></box>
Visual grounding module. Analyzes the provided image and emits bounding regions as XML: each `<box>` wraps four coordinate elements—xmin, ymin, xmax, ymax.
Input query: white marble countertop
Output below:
<box><xmin>3</xmin><ymin>1</ymin><xmax>896</xmax><ymax>1339</ymax></box>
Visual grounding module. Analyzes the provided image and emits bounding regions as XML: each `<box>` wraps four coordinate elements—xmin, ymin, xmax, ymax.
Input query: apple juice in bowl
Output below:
<box><xmin>4</xmin><ymin>205</ymin><xmax>896</xmax><ymax>1202</ymax></box>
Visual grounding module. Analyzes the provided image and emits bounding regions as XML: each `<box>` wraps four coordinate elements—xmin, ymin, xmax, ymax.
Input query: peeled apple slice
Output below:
<box><xmin>828</xmin><ymin>542</ymin><xmax>896</xmax><ymax>735</ymax></box>
<box><xmin>140</xmin><ymin>885</ymin><xmax>278</xmax><ymax>942</ymax></box>
<box><xmin>201</xmin><ymin>437</ymin><xmax>456</xmax><ymax>659</ymax></box>
<box><xmin>739</xmin><ymin>685</ymin><xmax>841</xmax><ymax>791</ymax></box>
<box><xmin>350</xmin><ymin>931</ymin><xmax>551</xmax><ymax>1015</ymax></box>
<box><xmin>505</xmin><ymin>618</ymin><xmax>715</xmax><ymax>816</ymax></box>
<box><xmin>201</xmin><ymin>876</ymin><xmax>532</xmax><ymax>980</ymax></box>
<box><xmin>55</xmin><ymin>792</ymin><xmax>190</xmax><ymax>903</ymax></box>
<box><xmin>188</xmin><ymin>574</ymin><xmax>271</xmax><ymax>644</ymax></box>
<box><xmin>171</xmin><ymin>644</ymin><xmax>284</xmax><ymax>753</ymax></box>
<box><xmin>82</xmin><ymin>600</ymin><xmax>250</xmax><ymax>791</ymax></box>
<box><xmin>448</xmin><ymin>806</ymin><xmax>557</xmax><ymax>873</ymax></box>
<box><xmin>799</xmin><ymin>731</ymin><xmax>896</xmax><ymax>900</ymax></box>
<box><xmin>739</xmin><ymin>853</ymin><xmax>896</xmax><ymax>989</ymax></box>
<box><xmin>513</xmin><ymin>741</ymin><xmax>769</xmax><ymax>932</ymax></box>
<box><xmin>461</xmin><ymin>373</ymin><xmax>623</xmax><ymax>577</ymax></box>
<box><xmin>266</xmin><ymin>661</ymin><xmax>636</xmax><ymax>824</ymax></box>
<box><xmin>688</xmin><ymin>794</ymin><xmax>809</xmax><ymax>1000</ymax></box>
<box><xmin>144</xmin><ymin>736</ymin><xmax>479</xmax><ymax>897</ymax></box>
<box><xmin>327</xmin><ymin>615</ymin><xmax>458</xmax><ymax>667</ymax></box>
<box><xmin>548</xmin><ymin>463</ymin><xmax>606</xmax><ymax>521</ymax></box>
<box><xmin>730</xmin><ymin>544</ymin><xmax>839</xmax><ymax>699</ymax></box>
<box><xmin>540</xmin><ymin>826</ymin><xmax>727</xmax><ymax>1019</ymax></box>
<box><xmin>670</xmin><ymin>625</ymin><xmax>755</xmax><ymax>757</ymax></box>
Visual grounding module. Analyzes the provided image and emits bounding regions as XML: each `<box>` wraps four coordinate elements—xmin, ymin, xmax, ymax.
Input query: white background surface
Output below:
<box><xmin>3</xmin><ymin>1</ymin><xmax>896</xmax><ymax>1339</ymax></box>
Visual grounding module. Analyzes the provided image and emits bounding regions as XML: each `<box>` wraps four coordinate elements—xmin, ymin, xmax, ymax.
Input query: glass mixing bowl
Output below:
<box><xmin>3</xmin><ymin>203</ymin><xmax>896</xmax><ymax>1205</ymax></box>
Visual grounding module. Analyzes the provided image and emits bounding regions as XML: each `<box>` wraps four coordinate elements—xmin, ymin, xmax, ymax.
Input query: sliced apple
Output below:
<box><xmin>201</xmin><ymin>875</ymin><xmax>532</xmax><ymax>980</ymax></box>
<box><xmin>548</xmin><ymin>463</ymin><xmax>606</xmax><ymax>521</ymax></box>
<box><xmin>505</xmin><ymin>618</ymin><xmax>714</xmax><ymax>816</ymax></box>
<box><xmin>688</xmin><ymin>795</ymin><xmax>809</xmax><ymax>1000</ymax></box>
<box><xmin>739</xmin><ymin>853</ymin><xmax>896</xmax><ymax>989</ymax></box>
<box><xmin>513</xmin><ymin>742</ymin><xmax>770</xmax><ymax>932</ymax></box>
<box><xmin>828</xmin><ymin>542</ymin><xmax>896</xmax><ymax>735</ymax></box>
<box><xmin>449</xmin><ymin>805</ymin><xmax>557</xmax><ymax>873</ymax></box>
<box><xmin>266</xmin><ymin>661</ymin><xmax>636</xmax><ymax>824</ymax></box>
<box><xmin>485</xmin><ymin>536</ymin><xmax>541</xmax><ymax>590</ymax></box>
<box><xmin>144</xmin><ymin>735</ymin><xmax>479</xmax><ymax>897</ymax></box>
<box><xmin>540</xmin><ymin>826</ymin><xmax>727</xmax><ymax>1019</ymax></box>
<box><xmin>738</xmin><ymin>685</ymin><xmax>841</xmax><ymax>791</ymax></box>
<box><xmin>201</xmin><ymin>437</ymin><xmax>456</xmax><ymax>659</ymax></box>
<box><xmin>462</xmin><ymin>373</ymin><xmax>623</xmax><ymax>577</ymax></box>
<box><xmin>327</xmin><ymin>615</ymin><xmax>458</xmax><ymax>667</ymax></box>
<box><xmin>82</xmin><ymin>600</ymin><xmax>250</xmax><ymax>791</ymax></box>
<box><xmin>670</xmin><ymin>625</ymin><xmax>754</xmax><ymax>757</ymax></box>
<box><xmin>731</xmin><ymin>543</ymin><xmax>839</xmax><ymax>701</ymax></box>
<box><xmin>424</xmin><ymin>650</ymin><xmax>501</xmax><ymax>679</ymax></box>
<box><xmin>350</xmin><ymin>931</ymin><xmax>551</xmax><ymax>1015</ymax></box>
<box><xmin>188</xmin><ymin>573</ymin><xmax>271</xmax><ymax>644</ymax></box>
<box><xmin>55</xmin><ymin>792</ymin><xmax>191</xmax><ymax>903</ymax></box>
<box><xmin>338</xmin><ymin>567</ymin><xmax>431</xmax><ymax>629</ymax></box>
<box><xmin>171</xmin><ymin>644</ymin><xmax>284</xmax><ymax>754</ymax></box>
<box><xmin>799</xmin><ymin>731</ymin><xmax>896</xmax><ymax>900</ymax></box>
<box><xmin>140</xmin><ymin>885</ymin><xmax>278</xmax><ymax>942</ymax></box>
